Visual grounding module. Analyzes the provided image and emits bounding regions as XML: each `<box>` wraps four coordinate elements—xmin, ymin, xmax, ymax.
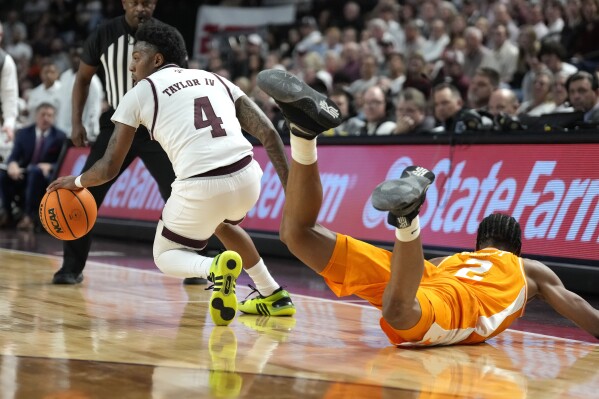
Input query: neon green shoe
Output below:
<box><xmin>238</xmin><ymin>286</ymin><xmax>296</xmax><ymax>316</ymax></box>
<box><xmin>208</xmin><ymin>251</ymin><xmax>242</xmax><ymax>326</ymax></box>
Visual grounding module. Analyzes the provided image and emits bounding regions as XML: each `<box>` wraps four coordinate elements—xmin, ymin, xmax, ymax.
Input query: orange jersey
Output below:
<box><xmin>321</xmin><ymin>234</ymin><xmax>528</xmax><ymax>347</ymax></box>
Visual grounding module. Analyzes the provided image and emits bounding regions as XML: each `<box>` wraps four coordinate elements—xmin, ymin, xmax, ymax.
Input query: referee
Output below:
<box><xmin>52</xmin><ymin>0</ymin><xmax>201</xmax><ymax>284</ymax></box>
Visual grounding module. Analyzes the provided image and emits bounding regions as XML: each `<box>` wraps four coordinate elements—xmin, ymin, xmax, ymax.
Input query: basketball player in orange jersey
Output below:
<box><xmin>46</xmin><ymin>23</ymin><xmax>340</xmax><ymax>325</ymax></box>
<box><xmin>256</xmin><ymin>68</ymin><xmax>599</xmax><ymax>345</ymax></box>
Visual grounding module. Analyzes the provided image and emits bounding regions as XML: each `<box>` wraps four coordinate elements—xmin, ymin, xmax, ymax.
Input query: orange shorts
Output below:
<box><xmin>319</xmin><ymin>234</ymin><xmax>478</xmax><ymax>345</ymax></box>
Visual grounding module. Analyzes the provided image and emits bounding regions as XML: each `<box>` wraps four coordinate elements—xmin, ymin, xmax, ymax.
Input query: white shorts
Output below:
<box><xmin>156</xmin><ymin>159</ymin><xmax>263</xmax><ymax>250</ymax></box>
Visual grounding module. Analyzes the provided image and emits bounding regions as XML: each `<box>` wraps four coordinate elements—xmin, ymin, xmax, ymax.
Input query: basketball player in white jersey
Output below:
<box><xmin>47</xmin><ymin>22</ymin><xmax>341</xmax><ymax>326</ymax></box>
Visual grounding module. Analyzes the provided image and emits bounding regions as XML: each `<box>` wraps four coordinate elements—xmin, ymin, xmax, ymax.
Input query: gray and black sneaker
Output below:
<box><xmin>257</xmin><ymin>69</ymin><xmax>342</xmax><ymax>139</ymax></box>
<box><xmin>371</xmin><ymin>166</ymin><xmax>435</xmax><ymax>228</ymax></box>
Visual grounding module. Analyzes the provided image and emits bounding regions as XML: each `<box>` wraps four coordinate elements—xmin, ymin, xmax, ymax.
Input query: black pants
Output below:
<box><xmin>59</xmin><ymin>110</ymin><xmax>175</xmax><ymax>275</ymax></box>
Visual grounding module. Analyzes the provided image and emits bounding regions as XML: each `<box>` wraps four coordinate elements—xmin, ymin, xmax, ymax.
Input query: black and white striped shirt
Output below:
<box><xmin>81</xmin><ymin>16</ymin><xmax>143</xmax><ymax>110</ymax></box>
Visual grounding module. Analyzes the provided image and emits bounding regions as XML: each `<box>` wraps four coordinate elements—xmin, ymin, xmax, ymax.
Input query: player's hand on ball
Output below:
<box><xmin>47</xmin><ymin>176</ymin><xmax>78</xmax><ymax>192</ymax></box>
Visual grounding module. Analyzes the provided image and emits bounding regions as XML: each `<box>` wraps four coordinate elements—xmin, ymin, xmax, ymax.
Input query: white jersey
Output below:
<box><xmin>112</xmin><ymin>65</ymin><xmax>253</xmax><ymax>180</ymax></box>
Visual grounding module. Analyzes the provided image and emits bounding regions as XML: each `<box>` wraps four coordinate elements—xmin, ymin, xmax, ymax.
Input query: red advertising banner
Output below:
<box><xmin>58</xmin><ymin>143</ymin><xmax>599</xmax><ymax>262</ymax></box>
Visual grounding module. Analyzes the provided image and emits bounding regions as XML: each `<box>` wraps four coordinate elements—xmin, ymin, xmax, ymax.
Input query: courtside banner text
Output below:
<box><xmin>58</xmin><ymin>144</ymin><xmax>599</xmax><ymax>262</ymax></box>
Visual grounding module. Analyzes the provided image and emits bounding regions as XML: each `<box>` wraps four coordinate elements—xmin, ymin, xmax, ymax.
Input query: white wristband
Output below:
<box><xmin>74</xmin><ymin>175</ymin><xmax>84</xmax><ymax>188</ymax></box>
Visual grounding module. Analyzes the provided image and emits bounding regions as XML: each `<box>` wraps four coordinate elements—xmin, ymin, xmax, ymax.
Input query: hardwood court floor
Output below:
<box><xmin>0</xmin><ymin>229</ymin><xmax>598</xmax><ymax>398</ymax></box>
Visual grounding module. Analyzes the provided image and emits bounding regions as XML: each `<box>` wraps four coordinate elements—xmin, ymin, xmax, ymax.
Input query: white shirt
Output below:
<box><xmin>27</xmin><ymin>81</ymin><xmax>62</xmax><ymax>123</ymax></box>
<box><xmin>56</xmin><ymin>68</ymin><xmax>103</xmax><ymax>140</ymax></box>
<box><xmin>112</xmin><ymin>66</ymin><xmax>253</xmax><ymax>180</ymax></box>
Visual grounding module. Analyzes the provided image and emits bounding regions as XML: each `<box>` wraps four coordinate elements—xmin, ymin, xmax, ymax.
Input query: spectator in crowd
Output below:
<box><xmin>0</xmin><ymin>103</ymin><xmax>66</xmax><ymax>229</ymax></box>
<box><xmin>431</xmin><ymin>49</ymin><xmax>469</xmax><ymax>100</ymax></box>
<box><xmin>518</xmin><ymin>68</ymin><xmax>557</xmax><ymax>116</ymax></box>
<box><xmin>5</xmin><ymin>24</ymin><xmax>33</xmax><ymax>65</ymax></box>
<box><xmin>422</xmin><ymin>19</ymin><xmax>450</xmax><ymax>63</ymax></box>
<box><xmin>539</xmin><ymin>41</ymin><xmax>578</xmax><ymax>78</ymax></box>
<box><xmin>26</xmin><ymin>61</ymin><xmax>61</xmax><ymax>124</ymax></box>
<box><xmin>400</xmin><ymin>20</ymin><xmax>427</xmax><ymax>59</ymax></box>
<box><xmin>55</xmin><ymin>47</ymin><xmax>103</xmax><ymax>141</ymax></box>
<box><xmin>432</xmin><ymin>83</ymin><xmax>465</xmax><ymax>132</ymax></box>
<box><xmin>467</xmin><ymin>67</ymin><xmax>500</xmax><ymax>110</ymax></box>
<box><xmin>566</xmin><ymin>0</ymin><xmax>599</xmax><ymax>61</ymax></box>
<box><xmin>566</xmin><ymin>71</ymin><xmax>599</xmax><ymax>123</ymax></box>
<box><xmin>332</xmin><ymin>1</ymin><xmax>365</xmax><ymax>34</ymax></box>
<box><xmin>489</xmin><ymin>24</ymin><xmax>519</xmax><ymax>85</ymax></box>
<box><xmin>492</xmin><ymin>3</ymin><xmax>520</xmax><ymax>44</ymax></box>
<box><xmin>393</xmin><ymin>88</ymin><xmax>435</xmax><ymax>135</ymax></box>
<box><xmin>338</xmin><ymin>41</ymin><xmax>361</xmax><ymax>83</ymax></box>
<box><xmin>1</xmin><ymin>10</ymin><xmax>27</xmax><ymax>47</ymax></box>
<box><xmin>553</xmin><ymin>71</ymin><xmax>575</xmax><ymax>112</ymax></box>
<box><xmin>528</xmin><ymin>3</ymin><xmax>549</xmax><ymax>41</ymax></box>
<box><xmin>545</xmin><ymin>0</ymin><xmax>566</xmax><ymax>37</ymax></box>
<box><xmin>385</xmin><ymin>52</ymin><xmax>406</xmax><ymax>97</ymax></box>
<box><xmin>488</xmin><ymin>88</ymin><xmax>520</xmax><ymax>117</ymax></box>
<box><xmin>355</xmin><ymin>85</ymin><xmax>395</xmax><ymax>136</ymax></box>
<box><xmin>347</xmin><ymin>54</ymin><xmax>379</xmax><ymax>97</ymax></box>
<box><xmin>403</xmin><ymin>52</ymin><xmax>432</xmax><ymax>99</ymax></box>
<box><xmin>462</xmin><ymin>26</ymin><xmax>493</xmax><ymax>79</ymax></box>
<box><xmin>295</xmin><ymin>16</ymin><xmax>322</xmax><ymax>57</ymax></box>
<box><xmin>512</xmin><ymin>25</ymin><xmax>539</xmax><ymax>92</ymax></box>
<box><xmin>0</xmin><ymin>22</ymin><xmax>19</xmax><ymax>147</ymax></box>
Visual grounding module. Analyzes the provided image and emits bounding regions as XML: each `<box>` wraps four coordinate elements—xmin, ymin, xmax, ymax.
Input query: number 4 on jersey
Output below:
<box><xmin>194</xmin><ymin>96</ymin><xmax>226</xmax><ymax>137</ymax></box>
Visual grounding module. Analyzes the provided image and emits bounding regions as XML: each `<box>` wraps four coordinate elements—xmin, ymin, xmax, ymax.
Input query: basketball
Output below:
<box><xmin>39</xmin><ymin>188</ymin><xmax>97</xmax><ymax>240</ymax></box>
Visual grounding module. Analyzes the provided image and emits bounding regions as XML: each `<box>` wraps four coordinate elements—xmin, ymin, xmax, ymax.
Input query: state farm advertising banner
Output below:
<box><xmin>58</xmin><ymin>144</ymin><xmax>599</xmax><ymax>263</ymax></box>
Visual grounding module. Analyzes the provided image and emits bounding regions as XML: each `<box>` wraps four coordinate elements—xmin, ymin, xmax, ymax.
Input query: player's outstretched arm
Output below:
<box><xmin>524</xmin><ymin>258</ymin><xmax>599</xmax><ymax>339</ymax></box>
<box><xmin>235</xmin><ymin>95</ymin><xmax>289</xmax><ymax>188</ymax></box>
<box><xmin>47</xmin><ymin>122</ymin><xmax>135</xmax><ymax>192</ymax></box>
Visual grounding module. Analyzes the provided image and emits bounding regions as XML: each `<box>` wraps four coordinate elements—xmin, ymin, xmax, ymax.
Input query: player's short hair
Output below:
<box><xmin>135</xmin><ymin>21</ymin><xmax>188</xmax><ymax>67</ymax></box>
<box><xmin>476</xmin><ymin>213</ymin><xmax>522</xmax><ymax>256</ymax></box>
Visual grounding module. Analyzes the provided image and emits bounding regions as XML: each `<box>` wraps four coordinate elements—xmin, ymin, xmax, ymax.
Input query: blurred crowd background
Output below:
<box><xmin>1</xmin><ymin>0</ymin><xmax>598</xmax><ymax>141</ymax></box>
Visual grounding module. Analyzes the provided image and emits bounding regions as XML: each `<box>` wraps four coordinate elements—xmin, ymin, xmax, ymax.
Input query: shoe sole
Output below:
<box><xmin>257</xmin><ymin>69</ymin><xmax>342</xmax><ymax>130</ymax></box>
<box><xmin>372</xmin><ymin>168</ymin><xmax>435</xmax><ymax>215</ymax></box>
<box><xmin>209</xmin><ymin>251</ymin><xmax>243</xmax><ymax>326</ymax></box>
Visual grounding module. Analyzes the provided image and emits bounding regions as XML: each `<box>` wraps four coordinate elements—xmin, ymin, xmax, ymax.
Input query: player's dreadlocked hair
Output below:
<box><xmin>476</xmin><ymin>213</ymin><xmax>522</xmax><ymax>256</ymax></box>
<box><xmin>135</xmin><ymin>21</ymin><xmax>188</xmax><ymax>67</ymax></box>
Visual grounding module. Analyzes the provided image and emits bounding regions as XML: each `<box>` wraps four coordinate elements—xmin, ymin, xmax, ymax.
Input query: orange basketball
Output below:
<box><xmin>39</xmin><ymin>188</ymin><xmax>97</xmax><ymax>240</ymax></box>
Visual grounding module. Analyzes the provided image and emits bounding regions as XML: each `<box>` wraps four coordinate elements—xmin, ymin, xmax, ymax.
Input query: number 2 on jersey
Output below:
<box><xmin>454</xmin><ymin>259</ymin><xmax>493</xmax><ymax>281</ymax></box>
<box><xmin>194</xmin><ymin>97</ymin><xmax>226</xmax><ymax>137</ymax></box>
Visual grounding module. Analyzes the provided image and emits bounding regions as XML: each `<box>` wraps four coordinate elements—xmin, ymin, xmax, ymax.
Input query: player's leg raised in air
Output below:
<box><xmin>257</xmin><ymin>69</ymin><xmax>341</xmax><ymax>273</ymax></box>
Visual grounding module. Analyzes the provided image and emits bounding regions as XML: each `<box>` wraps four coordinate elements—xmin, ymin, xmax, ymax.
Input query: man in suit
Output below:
<box><xmin>566</xmin><ymin>70</ymin><xmax>599</xmax><ymax>123</ymax></box>
<box><xmin>0</xmin><ymin>103</ymin><xmax>66</xmax><ymax>229</ymax></box>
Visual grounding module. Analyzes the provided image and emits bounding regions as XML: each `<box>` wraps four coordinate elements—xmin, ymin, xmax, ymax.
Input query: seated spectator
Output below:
<box><xmin>432</xmin><ymin>82</ymin><xmax>465</xmax><ymax>133</ymax></box>
<box><xmin>467</xmin><ymin>67</ymin><xmax>500</xmax><ymax>110</ymax></box>
<box><xmin>488</xmin><ymin>88</ymin><xmax>520</xmax><ymax>117</ymax></box>
<box><xmin>0</xmin><ymin>103</ymin><xmax>66</xmax><ymax>229</ymax></box>
<box><xmin>463</xmin><ymin>26</ymin><xmax>493</xmax><ymax>79</ymax></box>
<box><xmin>489</xmin><ymin>24</ymin><xmax>519</xmax><ymax>85</ymax></box>
<box><xmin>393</xmin><ymin>88</ymin><xmax>435</xmax><ymax>134</ymax></box>
<box><xmin>403</xmin><ymin>52</ymin><xmax>432</xmax><ymax>99</ymax></box>
<box><xmin>347</xmin><ymin>54</ymin><xmax>379</xmax><ymax>97</ymax></box>
<box><xmin>553</xmin><ymin>71</ymin><xmax>575</xmax><ymax>112</ymax></box>
<box><xmin>566</xmin><ymin>70</ymin><xmax>599</xmax><ymax>123</ymax></box>
<box><xmin>350</xmin><ymin>85</ymin><xmax>395</xmax><ymax>136</ymax></box>
<box><xmin>431</xmin><ymin>49</ymin><xmax>469</xmax><ymax>100</ymax></box>
<box><xmin>26</xmin><ymin>61</ymin><xmax>61</xmax><ymax>124</ymax></box>
<box><xmin>539</xmin><ymin>41</ymin><xmax>578</xmax><ymax>78</ymax></box>
<box><xmin>518</xmin><ymin>68</ymin><xmax>557</xmax><ymax>116</ymax></box>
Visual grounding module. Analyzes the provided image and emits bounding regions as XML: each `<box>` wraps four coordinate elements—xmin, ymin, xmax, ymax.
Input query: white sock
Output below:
<box><xmin>193</xmin><ymin>256</ymin><xmax>214</xmax><ymax>278</ymax></box>
<box><xmin>395</xmin><ymin>216</ymin><xmax>421</xmax><ymax>242</ymax></box>
<box><xmin>290</xmin><ymin>134</ymin><xmax>317</xmax><ymax>165</ymax></box>
<box><xmin>245</xmin><ymin>258</ymin><xmax>279</xmax><ymax>296</ymax></box>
